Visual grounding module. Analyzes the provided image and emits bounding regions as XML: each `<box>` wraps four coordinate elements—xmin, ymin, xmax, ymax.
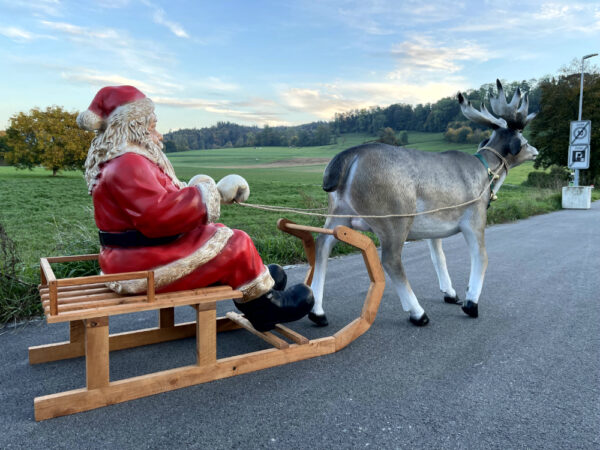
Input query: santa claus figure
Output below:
<box><xmin>77</xmin><ymin>85</ymin><xmax>313</xmax><ymax>331</ymax></box>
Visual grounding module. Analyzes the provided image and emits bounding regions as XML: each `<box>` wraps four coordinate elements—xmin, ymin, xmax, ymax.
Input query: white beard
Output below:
<box><xmin>84</xmin><ymin>118</ymin><xmax>186</xmax><ymax>193</ymax></box>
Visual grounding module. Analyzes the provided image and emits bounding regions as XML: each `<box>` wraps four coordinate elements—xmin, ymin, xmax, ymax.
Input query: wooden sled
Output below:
<box><xmin>29</xmin><ymin>219</ymin><xmax>385</xmax><ymax>421</ymax></box>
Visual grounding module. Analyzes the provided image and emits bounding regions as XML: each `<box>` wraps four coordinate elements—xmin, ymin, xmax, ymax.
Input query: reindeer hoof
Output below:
<box><xmin>308</xmin><ymin>312</ymin><xmax>329</xmax><ymax>327</ymax></box>
<box><xmin>409</xmin><ymin>312</ymin><xmax>429</xmax><ymax>327</ymax></box>
<box><xmin>444</xmin><ymin>295</ymin><xmax>462</xmax><ymax>305</ymax></box>
<box><xmin>461</xmin><ymin>301</ymin><xmax>479</xmax><ymax>318</ymax></box>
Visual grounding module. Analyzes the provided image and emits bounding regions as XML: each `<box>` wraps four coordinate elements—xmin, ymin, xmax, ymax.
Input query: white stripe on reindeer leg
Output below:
<box><xmin>310</xmin><ymin>233</ymin><xmax>336</xmax><ymax>317</ymax></box>
<box><xmin>427</xmin><ymin>239</ymin><xmax>457</xmax><ymax>299</ymax></box>
<box><xmin>461</xmin><ymin>225</ymin><xmax>488</xmax><ymax>318</ymax></box>
<box><xmin>386</xmin><ymin>270</ymin><xmax>425</xmax><ymax>320</ymax></box>
<box><xmin>310</xmin><ymin>213</ymin><xmax>351</xmax><ymax>323</ymax></box>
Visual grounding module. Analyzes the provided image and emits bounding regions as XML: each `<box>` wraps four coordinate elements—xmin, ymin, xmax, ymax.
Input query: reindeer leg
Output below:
<box><xmin>427</xmin><ymin>238</ymin><xmax>460</xmax><ymax>304</ymax></box>
<box><xmin>380</xmin><ymin>224</ymin><xmax>428</xmax><ymax>326</ymax></box>
<box><xmin>460</xmin><ymin>224</ymin><xmax>488</xmax><ymax>318</ymax></box>
<box><xmin>310</xmin><ymin>215</ymin><xmax>351</xmax><ymax>327</ymax></box>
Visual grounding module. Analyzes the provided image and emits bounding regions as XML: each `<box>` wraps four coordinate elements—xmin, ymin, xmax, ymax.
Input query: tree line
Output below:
<box><xmin>164</xmin><ymin>121</ymin><xmax>335</xmax><ymax>152</ymax></box>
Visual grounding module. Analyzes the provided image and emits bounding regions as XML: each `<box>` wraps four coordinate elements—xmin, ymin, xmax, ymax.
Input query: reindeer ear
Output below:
<box><xmin>509</xmin><ymin>136</ymin><xmax>521</xmax><ymax>155</ymax></box>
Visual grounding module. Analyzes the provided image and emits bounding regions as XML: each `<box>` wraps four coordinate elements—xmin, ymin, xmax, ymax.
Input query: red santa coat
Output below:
<box><xmin>93</xmin><ymin>152</ymin><xmax>272</xmax><ymax>301</ymax></box>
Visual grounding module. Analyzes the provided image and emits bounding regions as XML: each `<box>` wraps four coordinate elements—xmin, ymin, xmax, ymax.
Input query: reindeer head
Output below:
<box><xmin>458</xmin><ymin>79</ymin><xmax>538</xmax><ymax>167</ymax></box>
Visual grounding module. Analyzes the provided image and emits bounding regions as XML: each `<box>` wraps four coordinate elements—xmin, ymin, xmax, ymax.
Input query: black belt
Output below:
<box><xmin>99</xmin><ymin>230</ymin><xmax>182</xmax><ymax>248</ymax></box>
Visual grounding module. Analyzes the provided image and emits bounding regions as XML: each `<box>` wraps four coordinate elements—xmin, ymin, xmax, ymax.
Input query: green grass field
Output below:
<box><xmin>0</xmin><ymin>131</ymin><xmax>596</xmax><ymax>323</ymax></box>
<box><xmin>0</xmin><ymin>132</ymin><xmax>583</xmax><ymax>268</ymax></box>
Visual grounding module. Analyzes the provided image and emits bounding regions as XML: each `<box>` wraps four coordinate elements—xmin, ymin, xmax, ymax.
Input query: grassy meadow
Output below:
<box><xmin>0</xmin><ymin>131</ymin><xmax>596</xmax><ymax>323</ymax></box>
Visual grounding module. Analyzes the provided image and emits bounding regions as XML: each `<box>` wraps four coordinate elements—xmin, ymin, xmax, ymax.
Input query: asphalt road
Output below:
<box><xmin>1</xmin><ymin>202</ymin><xmax>599</xmax><ymax>449</ymax></box>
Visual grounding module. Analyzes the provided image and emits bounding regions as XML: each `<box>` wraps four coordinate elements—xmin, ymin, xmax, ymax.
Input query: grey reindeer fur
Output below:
<box><xmin>310</xmin><ymin>80</ymin><xmax>538</xmax><ymax>326</ymax></box>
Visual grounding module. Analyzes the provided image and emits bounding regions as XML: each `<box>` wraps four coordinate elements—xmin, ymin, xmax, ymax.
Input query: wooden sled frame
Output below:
<box><xmin>29</xmin><ymin>219</ymin><xmax>385</xmax><ymax>421</ymax></box>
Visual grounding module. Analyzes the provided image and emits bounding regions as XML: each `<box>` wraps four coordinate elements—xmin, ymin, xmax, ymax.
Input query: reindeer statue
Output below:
<box><xmin>309</xmin><ymin>80</ymin><xmax>538</xmax><ymax>327</ymax></box>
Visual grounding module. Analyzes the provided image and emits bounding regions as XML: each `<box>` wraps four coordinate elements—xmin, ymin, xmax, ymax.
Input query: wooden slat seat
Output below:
<box><xmin>38</xmin><ymin>255</ymin><xmax>243</xmax><ymax>323</ymax></box>
<box><xmin>39</xmin><ymin>283</ymin><xmax>242</xmax><ymax>323</ymax></box>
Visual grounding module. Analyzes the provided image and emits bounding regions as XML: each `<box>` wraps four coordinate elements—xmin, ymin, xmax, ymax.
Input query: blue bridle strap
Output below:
<box><xmin>474</xmin><ymin>152</ymin><xmax>494</xmax><ymax>208</ymax></box>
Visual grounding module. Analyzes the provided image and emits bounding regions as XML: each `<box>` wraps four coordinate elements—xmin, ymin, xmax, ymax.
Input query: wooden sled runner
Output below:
<box><xmin>29</xmin><ymin>219</ymin><xmax>385</xmax><ymax>421</ymax></box>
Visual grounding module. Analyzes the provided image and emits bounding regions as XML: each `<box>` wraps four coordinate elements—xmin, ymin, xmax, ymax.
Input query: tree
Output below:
<box><xmin>297</xmin><ymin>129</ymin><xmax>310</xmax><ymax>147</ymax></box>
<box><xmin>5</xmin><ymin>106</ymin><xmax>93</xmax><ymax>175</ymax></box>
<box><xmin>370</xmin><ymin>111</ymin><xmax>386</xmax><ymax>135</ymax></box>
<box><xmin>0</xmin><ymin>131</ymin><xmax>11</xmax><ymax>165</ymax></box>
<box><xmin>378</xmin><ymin>127</ymin><xmax>398</xmax><ymax>145</ymax></box>
<box><xmin>314</xmin><ymin>124</ymin><xmax>331</xmax><ymax>145</ymax></box>
<box><xmin>529</xmin><ymin>71</ymin><xmax>600</xmax><ymax>185</ymax></box>
<box><xmin>163</xmin><ymin>140</ymin><xmax>177</xmax><ymax>153</ymax></box>
<box><xmin>398</xmin><ymin>130</ymin><xmax>408</xmax><ymax>146</ymax></box>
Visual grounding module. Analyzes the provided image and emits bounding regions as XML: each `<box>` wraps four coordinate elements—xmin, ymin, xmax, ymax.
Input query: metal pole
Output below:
<box><xmin>575</xmin><ymin>59</ymin><xmax>584</xmax><ymax>186</ymax></box>
<box><xmin>578</xmin><ymin>59</ymin><xmax>585</xmax><ymax>122</ymax></box>
<box><xmin>575</xmin><ymin>53</ymin><xmax>598</xmax><ymax>187</ymax></box>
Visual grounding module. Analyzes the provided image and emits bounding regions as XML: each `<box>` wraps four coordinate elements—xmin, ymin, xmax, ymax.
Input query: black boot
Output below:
<box><xmin>268</xmin><ymin>264</ymin><xmax>287</xmax><ymax>291</ymax></box>
<box><xmin>235</xmin><ymin>284</ymin><xmax>314</xmax><ymax>332</ymax></box>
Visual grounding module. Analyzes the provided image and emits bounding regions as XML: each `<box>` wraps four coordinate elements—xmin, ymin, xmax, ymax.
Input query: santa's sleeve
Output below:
<box><xmin>103</xmin><ymin>153</ymin><xmax>218</xmax><ymax>238</ymax></box>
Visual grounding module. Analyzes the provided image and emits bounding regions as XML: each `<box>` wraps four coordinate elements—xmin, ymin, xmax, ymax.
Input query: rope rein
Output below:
<box><xmin>236</xmin><ymin>146</ymin><xmax>510</xmax><ymax>219</ymax></box>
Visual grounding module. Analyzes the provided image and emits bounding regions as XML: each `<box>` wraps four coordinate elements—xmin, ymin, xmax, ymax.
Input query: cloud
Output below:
<box><xmin>0</xmin><ymin>26</ymin><xmax>34</xmax><ymax>41</ymax></box>
<box><xmin>95</xmin><ymin>0</ymin><xmax>131</xmax><ymax>8</ymax></box>
<box><xmin>153</xmin><ymin>97</ymin><xmax>222</xmax><ymax>109</ymax></box>
<box><xmin>61</xmin><ymin>69</ymin><xmax>166</xmax><ymax>94</ymax></box>
<box><xmin>450</xmin><ymin>2</ymin><xmax>600</xmax><ymax>35</ymax></box>
<box><xmin>138</xmin><ymin>0</ymin><xmax>190</xmax><ymax>38</ymax></box>
<box><xmin>280</xmin><ymin>88</ymin><xmax>362</xmax><ymax>119</ymax></box>
<box><xmin>300</xmin><ymin>0</ymin><xmax>466</xmax><ymax>36</ymax></box>
<box><xmin>534</xmin><ymin>3</ymin><xmax>578</xmax><ymax>20</ymax></box>
<box><xmin>388</xmin><ymin>37</ymin><xmax>489</xmax><ymax>76</ymax></box>
<box><xmin>280</xmin><ymin>79</ymin><xmax>466</xmax><ymax>120</ymax></box>
<box><xmin>40</xmin><ymin>20</ymin><xmax>119</xmax><ymax>40</ymax></box>
<box><xmin>154</xmin><ymin>96</ymin><xmax>289</xmax><ymax>126</ymax></box>
<box><xmin>39</xmin><ymin>20</ymin><xmax>180</xmax><ymax>94</ymax></box>
<box><xmin>4</xmin><ymin>0</ymin><xmax>63</xmax><ymax>17</ymax></box>
<box><xmin>0</xmin><ymin>25</ymin><xmax>56</xmax><ymax>42</ymax></box>
<box><xmin>203</xmin><ymin>77</ymin><xmax>240</xmax><ymax>92</ymax></box>
<box><xmin>152</xmin><ymin>7</ymin><xmax>189</xmax><ymax>38</ymax></box>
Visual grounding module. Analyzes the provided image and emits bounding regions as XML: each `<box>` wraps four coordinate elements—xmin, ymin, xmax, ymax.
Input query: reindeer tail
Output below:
<box><xmin>322</xmin><ymin>147</ymin><xmax>362</xmax><ymax>192</ymax></box>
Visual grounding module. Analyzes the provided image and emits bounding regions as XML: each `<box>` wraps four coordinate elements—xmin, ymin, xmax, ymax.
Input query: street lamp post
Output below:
<box><xmin>574</xmin><ymin>53</ymin><xmax>598</xmax><ymax>186</ymax></box>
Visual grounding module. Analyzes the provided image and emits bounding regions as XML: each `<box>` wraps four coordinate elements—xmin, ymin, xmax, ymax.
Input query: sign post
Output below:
<box><xmin>563</xmin><ymin>53</ymin><xmax>596</xmax><ymax>210</ymax></box>
<box><xmin>568</xmin><ymin>120</ymin><xmax>591</xmax><ymax>171</ymax></box>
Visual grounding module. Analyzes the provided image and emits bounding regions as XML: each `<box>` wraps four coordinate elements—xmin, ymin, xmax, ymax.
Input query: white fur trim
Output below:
<box><xmin>77</xmin><ymin>109</ymin><xmax>103</xmax><ymax>131</ymax></box>
<box><xmin>189</xmin><ymin>174</ymin><xmax>215</xmax><ymax>186</ymax></box>
<box><xmin>217</xmin><ymin>174</ymin><xmax>250</xmax><ymax>204</ymax></box>
<box><xmin>236</xmin><ymin>266</ymin><xmax>275</xmax><ymax>302</ymax></box>
<box><xmin>195</xmin><ymin>178</ymin><xmax>221</xmax><ymax>223</ymax></box>
<box><xmin>105</xmin><ymin>226</ymin><xmax>234</xmax><ymax>294</ymax></box>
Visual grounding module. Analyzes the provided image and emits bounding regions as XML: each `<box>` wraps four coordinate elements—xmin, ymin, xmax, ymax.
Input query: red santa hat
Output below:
<box><xmin>77</xmin><ymin>85</ymin><xmax>154</xmax><ymax>131</ymax></box>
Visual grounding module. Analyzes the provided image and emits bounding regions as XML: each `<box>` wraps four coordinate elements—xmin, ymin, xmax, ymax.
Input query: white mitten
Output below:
<box><xmin>217</xmin><ymin>174</ymin><xmax>250</xmax><ymax>204</ymax></box>
<box><xmin>188</xmin><ymin>174</ymin><xmax>220</xmax><ymax>223</ymax></box>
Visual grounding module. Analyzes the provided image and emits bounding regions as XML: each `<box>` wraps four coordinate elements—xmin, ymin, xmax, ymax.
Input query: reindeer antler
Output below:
<box><xmin>458</xmin><ymin>80</ymin><xmax>537</xmax><ymax>130</ymax></box>
<box><xmin>489</xmin><ymin>79</ymin><xmax>536</xmax><ymax>129</ymax></box>
<box><xmin>458</xmin><ymin>92</ymin><xmax>507</xmax><ymax>129</ymax></box>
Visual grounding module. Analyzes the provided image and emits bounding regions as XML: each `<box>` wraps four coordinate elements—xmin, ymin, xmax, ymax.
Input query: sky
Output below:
<box><xmin>1</xmin><ymin>0</ymin><xmax>599</xmax><ymax>133</ymax></box>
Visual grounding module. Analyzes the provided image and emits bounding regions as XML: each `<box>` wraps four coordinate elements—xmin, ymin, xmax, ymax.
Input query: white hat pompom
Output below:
<box><xmin>77</xmin><ymin>109</ymin><xmax>104</xmax><ymax>131</ymax></box>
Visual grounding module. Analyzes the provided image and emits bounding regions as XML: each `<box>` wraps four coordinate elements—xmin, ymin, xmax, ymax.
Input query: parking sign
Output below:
<box><xmin>568</xmin><ymin>144</ymin><xmax>590</xmax><ymax>169</ymax></box>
